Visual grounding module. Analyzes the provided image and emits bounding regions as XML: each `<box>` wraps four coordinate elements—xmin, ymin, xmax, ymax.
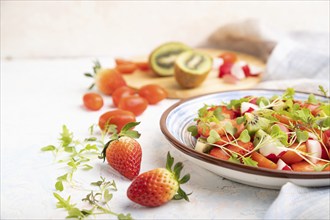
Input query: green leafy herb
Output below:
<box><xmin>224</xmin><ymin>122</ymin><xmax>237</xmax><ymax>136</ymax></box>
<box><xmin>207</xmin><ymin>130</ymin><xmax>220</xmax><ymax>144</ymax></box>
<box><xmin>308</xmin><ymin>94</ymin><xmax>318</xmax><ymax>104</ymax></box>
<box><xmin>242</xmin><ymin>156</ymin><xmax>258</xmax><ymax>167</ymax></box>
<box><xmin>187</xmin><ymin>125</ymin><xmax>198</xmax><ymax>137</ymax></box>
<box><xmin>296</xmin><ymin>130</ymin><xmax>309</xmax><ymax>143</ymax></box>
<box><xmin>318</xmin><ymin>85</ymin><xmax>328</xmax><ymax>97</ymax></box>
<box><xmin>238</xmin><ymin>129</ymin><xmax>251</xmax><ymax>143</ymax></box>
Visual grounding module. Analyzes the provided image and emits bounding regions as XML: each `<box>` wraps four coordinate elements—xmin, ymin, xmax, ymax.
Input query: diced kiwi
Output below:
<box><xmin>149</xmin><ymin>42</ymin><xmax>191</xmax><ymax>76</ymax></box>
<box><xmin>244</xmin><ymin>113</ymin><xmax>271</xmax><ymax>135</ymax></box>
<box><xmin>174</xmin><ymin>50</ymin><xmax>213</xmax><ymax>89</ymax></box>
<box><xmin>253</xmin><ymin>129</ymin><xmax>269</xmax><ymax>146</ymax></box>
<box><xmin>272</xmin><ymin>100</ymin><xmax>287</xmax><ymax>112</ymax></box>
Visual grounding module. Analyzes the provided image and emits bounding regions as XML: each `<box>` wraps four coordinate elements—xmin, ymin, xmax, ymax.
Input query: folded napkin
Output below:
<box><xmin>264</xmin><ymin>182</ymin><xmax>330</xmax><ymax>220</ymax></box>
<box><xmin>205</xmin><ymin>18</ymin><xmax>330</xmax><ymax>84</ymax></box>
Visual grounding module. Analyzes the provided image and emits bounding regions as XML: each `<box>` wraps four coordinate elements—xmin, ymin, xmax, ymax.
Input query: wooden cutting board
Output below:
<box><xmin>123</xmin><ymin>48</ymin><xmax>265</xmax><ymax>99</ymax></box>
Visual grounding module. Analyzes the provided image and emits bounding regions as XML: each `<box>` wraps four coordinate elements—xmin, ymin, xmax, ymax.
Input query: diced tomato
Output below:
<box><xmin>251</xmin><ymin>151</ymin><xmax>277</xmax><ymax>169</ymax></box>
<box><xmin>227</xmin><ymin>141</ymin><xmax>254</xmax><ymax>156</ymax></box>
<box><xmin>280</xmin><ymin>143</ymin><xmax>307</xmax><ymax>165</ymax></box>
<box><xmin>209</xmin><ymin>147</ymin><xmax>230</xmax><ymax>160</ymax></box>
<box><xmin>291</xmin><ymin>161</ymin><xmax>330</xmax><ymax>172</ymax></box>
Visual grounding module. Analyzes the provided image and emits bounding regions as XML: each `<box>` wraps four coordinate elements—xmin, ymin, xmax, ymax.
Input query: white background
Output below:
<box><xmin>1</xmin><ymin>1</ymin><xmax>329</xmax><ymax>59</ymax></box>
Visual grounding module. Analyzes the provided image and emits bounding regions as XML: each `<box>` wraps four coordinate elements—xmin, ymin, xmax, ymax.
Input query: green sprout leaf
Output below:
<box><xmin>187</xmin><ymin>125</ymin><xmax>198</xmax><ymax>137</ymax></box>
<box><xmin>318</xmin><ymin>85</ymin><xmax>328</xmax><ymax>96</ymax></box>
<box><xmin>55</xmin><ymin>181</ymin><xmax>64</xmax><ymax>192</ymax></box>
<box><xmin>224</xmin><ymin>122</ymin><xmax>237</xmax><ymax>136</ymax></box>
<box><xmin>213</xmin><ymin>107</ymin><xmax>225</xmax><ymax>121</ymax></box>
<box><xmin>228</xmin><ymin>153</ymin><xmax>241</xmax><ymax>164</ymax></box>
<box><xmin>242</xmin><ymin>156</ymin><xmax>258</xmax><ymax>167</ymax></box>
<box><xmin>207</xmin><ymin>130</ymin><xmax>220</xmax><ymax>144</ymax></box>
<box><xmin>308</xmin><ymin>94</ymin><xmax>318</xmax><ymax>104</ymax></box>
<box><xmin>41</xmin><ymin>145</ymin><xmax>56</xmax><ymax>151</ymax></box>
<box><xmin>296</xmin><ymin>130</ymin><xmax>309</xmax><ymax>143</ymax></box>
<box><xmin>238</xmin><ymin>129</ymin><xmax>251</xmax><ymax>143</ymax></box>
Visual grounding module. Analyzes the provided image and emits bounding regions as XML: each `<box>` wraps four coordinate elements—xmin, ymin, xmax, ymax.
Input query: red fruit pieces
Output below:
<box><xmin>105</xmin><ymin>136</ymin><xmax>142</xmax><ymax>180</ymax></box>
<box><xmin>127</xmin><ymin>168</ymin><xmax>178</xmax><ymax>207</ymax></box>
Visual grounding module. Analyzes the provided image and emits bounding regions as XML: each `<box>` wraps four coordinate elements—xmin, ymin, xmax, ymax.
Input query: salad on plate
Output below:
<box><xmin>187</xmin><ymin>88</ymin><xmax>330</xmax><ymax>172</ymax></box>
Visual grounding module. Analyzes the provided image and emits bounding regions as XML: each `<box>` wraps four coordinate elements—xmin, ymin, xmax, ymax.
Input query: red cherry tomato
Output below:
<box><xmin>96</xmin><ymin>69</ymin><xmax>127</xmax><ymax>95</ymax></box>
<box><xmin>135</xmin><ymin>61</ymin><xmax>150</xmax><ymax>71</ymax></box>
<box><xmin>118</xmin><ymin>95</ymin><xmax>148</xmax><ymax>116</ymax></box>
<box><xmin>138</xmin><ymin>84</ymin><xmax>168</xmax><ymax>104</ymax></box>
<box><xmin>83</xmin><ymin>92</ymin><xmax>104</xmax><ymax>111</ymax></box>
<box><xmin>116</xmin><ymin>63</ymin><xmax>138</xmax><ymax>74</ymax></box>
<box><xmin>112</xmin><ymin>86</ymin><xmax>136</xmax><ymax>107</ymax></box>
<box><xmin>99</xmin><ymin>109</ymin><xmax>136</xmax><ymax>132</ymax></box>
<box><xmin>219</xmin><ymin>52</ymin><xmax>237</xmax><ymax>64</ymax></box>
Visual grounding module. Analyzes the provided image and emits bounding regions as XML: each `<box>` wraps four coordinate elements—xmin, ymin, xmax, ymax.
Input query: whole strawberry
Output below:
<box><xmin>127</xmin><ymin>152</ymin><xmax>190</xmax><ymax>207</ymax></box>
<box><xmin>100</xmin><ymin>122</ymin><xmax>142</xmax><ymax>180</ymax></box>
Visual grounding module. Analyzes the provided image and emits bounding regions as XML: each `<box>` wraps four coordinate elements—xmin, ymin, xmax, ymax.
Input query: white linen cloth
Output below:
<box><xmin>264</xmin><ymin>182</ymin><xmax>330</xmax><ymax>220</ymax></box>
<box><xmin>206</xmin><ymin>19</ymin><xmax>330</xmax><ymax>220</ymax></box>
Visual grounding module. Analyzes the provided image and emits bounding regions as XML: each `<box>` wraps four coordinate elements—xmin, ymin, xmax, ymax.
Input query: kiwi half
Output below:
<box><xmin>149</xmin><ymin>42</ymin><xmax>191</xmax><ymax>76</ymax></box>
<box><xmin>174</xmin><ymin>50</ymin><xmax>213</xmax><ymax>89</ymax></box>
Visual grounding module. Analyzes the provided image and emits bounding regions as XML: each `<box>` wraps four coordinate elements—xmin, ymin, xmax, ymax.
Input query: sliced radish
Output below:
<box><xmin>259</xmin><ymin>142</ymin><xmax>287</xmax><ymax>163</ymax></box>
<box><xmin>308</xmin><ymin>132</ymin><xmax>318</xmax><ymax>140</ymax></box>
<box><xmin>213</xmin><ymin>57</ymin><xmax>224</xmax><ymax>70</ymax></box>
<box><xmin>240</xmin><ymin>102</ymin><xmax>259</xmax><ymax>114</ymax></box>
<box><xmin>231</xmin><ymin>62</ymin><xmax>246</xmax><ymax>80</ymax></box>
<box><xmin>242</xmin><ymin>64</ymin><xmax>251</xmax><ymax>77</ymax></box>
<box><xmin>218</xmin><ymin>62</ymin><xmax>233</xmax><ymax>78</ymax></box>
<box><xmin>249</xmin><ymin>64</ymin><xmax>263</xmax><ymax>76</ymax></box>
<box><xmin>306</xmin><ymin>140</ymin><xmax>322</xmax><ymax>163</ymax></box>
<box><xmin>277</xmin><ymin>159</ymin><xmax>292</xmax><ymax>171</ymax></box>
<box><xmin>323</xmin><ymin>130</ymin><xmax>330</xmax><ymax>148</ymax></box>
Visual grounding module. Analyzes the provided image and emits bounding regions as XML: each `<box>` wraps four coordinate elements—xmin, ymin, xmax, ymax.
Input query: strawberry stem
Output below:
<box><xmin>166</xmin><ymin>152</ymin><xmax>191</xmax><ymax>202</ymax></box>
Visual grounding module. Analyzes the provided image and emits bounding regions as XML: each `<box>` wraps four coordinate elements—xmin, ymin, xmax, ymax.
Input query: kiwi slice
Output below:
<box><xmin>244</xmin><ymin>113</ymin><xmax>270</xmax><ymax>135</ymax></box>
<box><xmin>149</xmin><ymin>42</ymin><xmax>191</xmax><ymax>76</ymax></box>
<box><xmin>174</xmin><ymin>50</ymin><xmax>213</xmax><ymax>89</ymax></box>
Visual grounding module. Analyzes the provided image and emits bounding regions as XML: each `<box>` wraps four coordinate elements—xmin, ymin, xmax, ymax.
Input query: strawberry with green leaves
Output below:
<box><xmin>127</xmin><ymin>152</ymin><xmax>191</xmax><ymax>207</ymax></box>
<box><xmin>100</xmin><ymin>122</ymin><xmax>142</xmax><ymax>180</ymax></box>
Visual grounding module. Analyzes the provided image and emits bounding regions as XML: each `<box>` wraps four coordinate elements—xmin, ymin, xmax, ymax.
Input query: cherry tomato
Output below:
<box><xmin>138</xmin><ymin>84</ymin><xmax>168</xmax><ymax>104</ymax></box>
<box><xmin>116</xmin><ymin>63</ymin><xmax>138</xmax><ymax>74</ymax></box>
<box><xmin>112</xmin><ymin>86</ymin><xmax>136</xmax><ymax>107</ymax></box>
<box><xmin>135</xmin><ymin>61</ymin><xmax>150</xmax><ymax>71</ymax></box>
<box><xmin>83</xmin><ymin>92</ymin><xmax>104</xmax><ymax>111</ymax></box>
<box><xmin>118</xmin><ymin>95</ymin><xmax>148</xmax><ymax>116</ymax></box>
<box><xmin>96</xmin><ymin>69</ymin><xmax>127</xmax><ymax>95</ymax></box>
<box><xmin>115</xmin><ymin>58</ymin><xmax>133</xmax><ymax>65</ymax></box>
<box><xmin>219</xmin><ymin>52</ymin><xmax>237</xmax><ymax>64</ymax></box>
<box><xmin>99</xmin><ymin>109</ymin><xmax>136</xmax><ymax>132</ymax></box>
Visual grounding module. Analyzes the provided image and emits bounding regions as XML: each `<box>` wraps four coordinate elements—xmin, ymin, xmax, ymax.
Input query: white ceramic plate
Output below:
<box><xmin>160</xmin><ymin>89</ymin><xmax>330</xmax><ymax>189</ymax></box>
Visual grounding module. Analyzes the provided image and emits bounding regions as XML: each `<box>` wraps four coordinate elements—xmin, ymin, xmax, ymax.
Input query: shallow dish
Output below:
<box><xmin>160</xmin><ymin>89</ymin><xmax>330</xmax><ymax>189</ymax></box>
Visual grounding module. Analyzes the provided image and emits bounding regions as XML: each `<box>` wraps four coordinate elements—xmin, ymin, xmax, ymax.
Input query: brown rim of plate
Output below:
<box><xmin>160</xmin><ymin>89</ymin><xmax>330</xmax><ymax>179</ymax></box>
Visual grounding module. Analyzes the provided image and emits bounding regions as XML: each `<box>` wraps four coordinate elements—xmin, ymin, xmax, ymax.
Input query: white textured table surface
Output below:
<box><xmin>1</xmin><ymin>58</ymin><xmax>278</xmax><ymax>219</ymax></box>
